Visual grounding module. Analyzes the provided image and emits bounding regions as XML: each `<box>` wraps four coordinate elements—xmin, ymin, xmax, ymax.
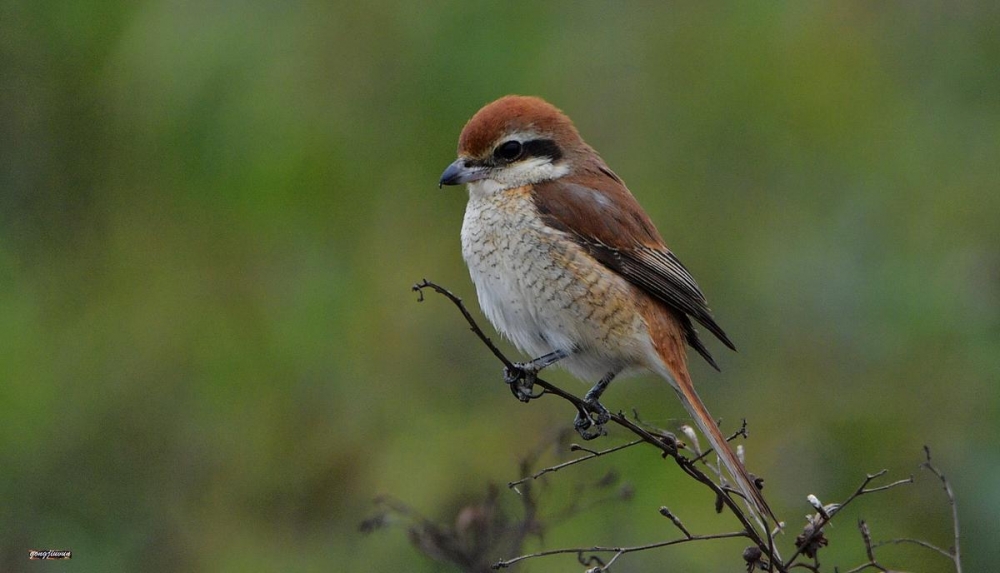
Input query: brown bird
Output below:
<box><xmin>439</xmin><ymin>95</ymin><xmax>775</xmax><ymax>524</ymax></box>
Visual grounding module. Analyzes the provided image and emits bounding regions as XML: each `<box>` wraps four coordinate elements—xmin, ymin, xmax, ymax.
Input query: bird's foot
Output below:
<box><xmin>503</xmin><ymin>363</ymin><xmax>543</xmax><ymax>402</ymax></box>
<box><xmin>573</xmin><ymin>398</ymin><xmax>611</xmax><ymax>440</ymax></box>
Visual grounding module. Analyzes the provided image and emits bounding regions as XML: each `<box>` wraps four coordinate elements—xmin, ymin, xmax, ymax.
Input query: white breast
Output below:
<box><xmin>460</xmin><ymin>185</ymin><xmax>654</xmax><ymax>382</ymax></box>
<box><xmin>461</xmin><ymin>190</ymin><xmax>560</xmax><ymax>358</ymax></box>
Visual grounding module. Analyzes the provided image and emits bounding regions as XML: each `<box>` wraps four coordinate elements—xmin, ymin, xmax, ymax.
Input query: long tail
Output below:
<box><xmin>668</xmin><ymin>361</ymin><xmax>777</xmax><ymax>527</ymax></box>
<box><xmin>645</xmin><ymin>310</ymin><xmax>778</xmax><ymax>530</ymax></box>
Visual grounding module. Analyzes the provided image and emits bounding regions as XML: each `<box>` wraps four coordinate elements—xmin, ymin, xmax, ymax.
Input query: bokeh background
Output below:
<box><xmin>2</xmin><ymin>1</ymin><xmax>998</xmax><ymax>571</ymax></box>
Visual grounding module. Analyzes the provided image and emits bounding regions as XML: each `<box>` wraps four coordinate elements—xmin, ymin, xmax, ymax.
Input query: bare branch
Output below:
<box><xmin>859</xmin><ymin>520</ymin><xmax>880</xmax><ymax>566</ymax></box>
<box><xmin>659</xmin><ymin>506</ymin><xmax>693</xmax><ymax>538</ymax></box>
<box><xmin>860</xmin><ymin>477</ymin><xmax>916</xmax><ymax>496</ymax></box>
<box><xmin>508</xmin><ymin>439</ymin><xmax>644</xmax><ymax>490</ymax></box>
<box><xmin>492</xmin><ymin>531</ymin><xmax>749</xmax><ymax>570</ymax></box>
<box><xmin>784</xmin><ymin>472</ymin><xmax>913</xmax><ymax>568</ymax></box>
<box><xmin>414</xmin><ymin>280</ymin><xmax>961</xmax><ymax>573</ymax></box>
<box><xmin>414</xmin><ymin>280</ymin><xmax>516</xmax><ymax>370</ymax></box>
<box><xmin>921</xmin><ymin>446</ymin><xmax>962</xmax><ymax>573</ymax></box>
<box><xmin>690</xmin><ymin>419</ymin><xmax>749</xmax><ymax>464</ymax></box>
<box><xmin>841</xmin><ymin>449</ymin><xmax>962</xmax><ymax>572</ymax></box>
<box><xmin>838</xmin><ymin>519</ymin><xmax>915</xmax><ymax>573</ymax></box>
<box><xmin>873</xmin><ymin>538</ymin><xmax>952</xmax><ymax>559</ymax></box>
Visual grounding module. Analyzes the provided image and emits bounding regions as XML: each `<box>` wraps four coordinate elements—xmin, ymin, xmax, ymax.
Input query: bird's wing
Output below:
<box><xmin>530</xmin><ymin>165</ymin><xmax>735</xmax><ymax>369</ymax></box>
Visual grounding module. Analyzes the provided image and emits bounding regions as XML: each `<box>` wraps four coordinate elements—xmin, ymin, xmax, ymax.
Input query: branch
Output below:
<box><xmin>920</xmin><ymin>446</ymin><xmax>962</xmax><ymax>573</ymax></box>
<box><xmin>414</xmin><ymin>279</ymin><xmax>777</xmax><ymax>568</ymax></box>
<box><xmin>841</xmin><ymin>520</ymin><xmax>886</xmax><ymax>573</ymax></box>
<box><xmin>413</xmin><ymin>279</ymin><xmax>957</xmax><ymax>573</ymax></box>
<box><xmin>413</xmin><ymin>279</ymin><xmax>514</xmax><ymax>369</ymax></box>
<box><xmin>839</xmin><ymin>520</ymin><xmax>923</xmax><ymax>573</ymax></box>
<box><xmin>784</xmin><ymin>471</ymin><xmax>913</xmax><ymax>568</ymax></box>
<box><xmin>508</xmin><ymin>439</ymin><xmax>644</xmax><ymax>490</ymax></box>
<box><xmin>659</xmin><ymin>506</ymin><xmax>693</xmax><ymax>538</ymax></box>
<box><xmin>872</xmin><ymin>538</ymin><xmax>951</xmax><ymax>559</ymax></box>
<box><xmin>865</xmin><ymin>447</ymin><xmax>963</xmax><ymax>571</ymax></box>
<box><xmin>689</xmin><ymin>419</ymin><xmax>749</xmax><ymax>464</ymax></box>
<box><xmin>492</xmin><ymin>531</ymin><xmax>749</xmax><ymax>570</ymax></box>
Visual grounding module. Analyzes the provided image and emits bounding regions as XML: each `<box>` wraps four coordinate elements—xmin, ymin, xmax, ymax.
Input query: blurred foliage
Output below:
<box><xmin>1</xmin><ymin>1</ymin><xmax>998</xmax><ymax>571</ymax></box>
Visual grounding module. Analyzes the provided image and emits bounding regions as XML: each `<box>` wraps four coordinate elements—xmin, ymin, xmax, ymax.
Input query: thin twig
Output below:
<box><xmin>921</xmin><ymin>446</ymin><xmax>962</xmax><ymax>573</ymax></box>
<box><xmin>690</xmin><ymin>419</ymin><xmax>748</xmax><ymax>464</ymax></box>
<box><xmin>492</xmin><ymin>531</ymin><xmax>748</xmax><ymax>570</ymax></box>
<box><xmin>659</xmin><ymin>507</ymin><xmax>692</xmax><ymax>538</ymax></box>
<box><xmin>873</xmin><ymin>538</ymin><xmax>951</xmax><ymax>559</ymax></box>
<box><xmin>859</xmin><ymin>478</ymin><xmax>916</xmax><ymax>495</ymax></box>
<box><xmin>859</xmin><ymin>520</ymin><xmax>882</xmax><ymax>568</ymax></box>
<box><xmin>508</xmin><ymin>439</ymin><xmax>644</xmax><ymax>489</ymax></box>
<box><xmin>783</xmin><ymin>472</ymin><xmax>913</xmax><ymax>568</ymax></box>
<box><xmin>839</xmin><ymin>519</ymin><xmax>910</xmax><ymax>573</ymax></box>
<box><xmin>414</xmin><ymin>279</ymin><xmax>514</xmax><ymax>368</ymax></box>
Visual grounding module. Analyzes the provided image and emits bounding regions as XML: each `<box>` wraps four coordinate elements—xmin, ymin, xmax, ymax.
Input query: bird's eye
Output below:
<box><xmin>494</xmin><ymin>140</ymin><xmax>523</xmax><ymax>162</ymax></box>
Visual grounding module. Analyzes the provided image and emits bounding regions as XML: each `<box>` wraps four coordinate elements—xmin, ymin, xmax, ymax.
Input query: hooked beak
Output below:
<box><xmin>438</xmin><ymin>158</ymin><xmax>487</xmax><ymax>188</ymax></box>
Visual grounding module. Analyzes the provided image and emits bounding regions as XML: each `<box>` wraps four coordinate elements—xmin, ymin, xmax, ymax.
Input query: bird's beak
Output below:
<box><xmin>439</xmin><ymin>159</ymin><xmax>487</xmax><ymax>188</ymax></box>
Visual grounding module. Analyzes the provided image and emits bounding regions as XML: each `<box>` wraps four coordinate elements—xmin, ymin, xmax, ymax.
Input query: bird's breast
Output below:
<box><xmin>460</xmin><ymin>185</ymin><xmax>653</xmax><ymax>380</ymax></box>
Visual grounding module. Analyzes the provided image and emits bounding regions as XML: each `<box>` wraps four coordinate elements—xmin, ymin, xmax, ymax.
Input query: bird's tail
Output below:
<box><xmin>670</xmin><ymin>362</ymin><xmax>776</xmax><ymax>525</ymax></box>
<box><xmin>648</xmin><ymin>324</ymin><xmax>777</xmax><ymax>532</ymax></box>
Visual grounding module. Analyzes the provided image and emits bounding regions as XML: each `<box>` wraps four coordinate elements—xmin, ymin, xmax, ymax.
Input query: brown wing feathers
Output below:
<box><xmin>532</xmin><ymin>167</ymin><xmax>735</xmax><ymax>368</ymax></box>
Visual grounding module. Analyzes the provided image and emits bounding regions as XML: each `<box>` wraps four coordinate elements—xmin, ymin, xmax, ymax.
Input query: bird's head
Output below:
<box><xmin>439</xmin><ymin>95</ymin><xmax>587</xmax><ymax>194</ymax></box>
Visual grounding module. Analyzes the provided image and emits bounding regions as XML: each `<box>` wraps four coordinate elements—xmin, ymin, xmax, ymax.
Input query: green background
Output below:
<box><xmin>2</xmin><ymin>1</ymin><xmax>997</xmax><ymax>571</ymax></box>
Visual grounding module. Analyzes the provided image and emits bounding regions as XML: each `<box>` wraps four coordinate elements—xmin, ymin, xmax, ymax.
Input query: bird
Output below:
<box><xmin>439</xmin><ymin>95</ymin><xmax>776</xmax><ymax>525</ymax></box>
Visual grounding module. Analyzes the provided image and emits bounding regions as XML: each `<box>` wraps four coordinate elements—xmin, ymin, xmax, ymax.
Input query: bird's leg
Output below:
<box><xmin>574</xmin><ymin>371</ymin><xmax>617</xmax><ymax>440</ymax></box>
<box><xmin>504</xmin><ymin>349</ymin><xmax>569</xmax><ymax>402</ymax></box>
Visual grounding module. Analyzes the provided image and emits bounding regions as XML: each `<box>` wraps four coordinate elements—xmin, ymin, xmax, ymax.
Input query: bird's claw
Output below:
<box><xmin>573</xmin><ymin>399</ymin><xmax>611</xmax><ymax>440</ymax></box>
<box><xmin>504</xmin><ymin>363</ymin><xmax>540</xmax><ymax>403</ymax></box>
